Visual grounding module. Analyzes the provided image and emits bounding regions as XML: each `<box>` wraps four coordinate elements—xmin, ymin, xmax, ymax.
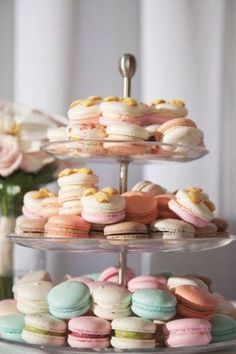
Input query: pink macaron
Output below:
<box><xmin>68</xmin><ymin>316</ymin><xmax>111</xmax><ymax>348</ymax></box>
<box><xmin>163</xmin><ymin>318</ymin><xmax>212</xmax><ymax>347</ymax></box>
<box><xmin>128</xmin><ymin>275</ymin><xmax>168</xmax><ymax>292</ymax></box>
<box><xmin>98</xmin><ymin>266</ymin><xmax>135</xmax><ymax>285</ymax></box>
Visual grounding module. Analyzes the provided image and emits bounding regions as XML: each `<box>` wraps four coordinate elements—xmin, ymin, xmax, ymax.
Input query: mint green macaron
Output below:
<box><xmin>47</xmin><ymin>281</ymin><xmax>91</xmax><ymax>320</ymax></box>
<box><xmin>132</xmin><ymin>289</ymin><xmax>176</xmax><ymax>320</ymax></box>
<box><xmin>211</xmin><ymin>314</ymin><xmax>236</xmax><ymax>342</ymax></box>
<box><xmin>0</xmin><ymin>314</ymin><xmax>25</xmax><ymax>342</ymax></box>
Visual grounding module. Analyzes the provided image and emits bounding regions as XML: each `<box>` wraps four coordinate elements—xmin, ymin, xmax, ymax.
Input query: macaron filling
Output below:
<box><xmin>114</xmin><ymin>330</ymin><xmax>154</xmax><ymax>340</ymax></box>
<box><xmin>70</xmin><ymin>331</ymin><xmax>109</xmax><ymax>339</ymax></box>
<box><xmin>24</xmin><ymin>325</ymin><xmax>65</xmax><ymax>337</ymax></box>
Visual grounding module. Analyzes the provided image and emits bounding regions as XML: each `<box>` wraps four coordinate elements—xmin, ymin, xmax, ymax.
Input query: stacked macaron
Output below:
<box><xmin>1</xmin><ymin>267</ymin><xmax>236</xmax><ymax>348</ymax></box>
<box><xmin>16</xmin><ymin>188</ymin><xmax>57</xmax><ymax>236</ymax></box>
<box><xmin>15</xmin><ymin>176</ymin><xmax>229</xmax><ymax>240</ymax></box>
<box><xmin>58</xmin><ymin>168</ymin><xmax>98</xmax><ymax>215</ymax></box>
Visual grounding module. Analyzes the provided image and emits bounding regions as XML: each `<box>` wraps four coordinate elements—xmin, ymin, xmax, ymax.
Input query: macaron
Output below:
<box><xmin>163</xmin><ymin>318</ymin><xmax>212</xmax><ymax>347</ymax></box>
<box><xmin>45</xmin><ymin>214</ymin><xmax>91</xmax><ymax>238</ymax></box>
<box><xmin>169</xmin><ymin>187</ymin><xmax>215</xmax><ymax>227</ymax></box>
<box><xmin>104</xmin><ymin>221</ymin><xmax>149</xmax><ymax>240</ymax></box>
<box><xmin>87</xmin><ymin>281</ymin><xmax>118</xmax><ymax>294</ymax></box>
<box><xmin>0</xmin><ymin>300</ymin><xmax>18</xmax><ymax>317</ymax></box>
<box><xmin>131</xmin><ymin>289</ymin><xmax>177</xmax><ymax>320</ymax></box>
<box><xmin>111</xmin><ymin>317</ymin><xmax>156</xmax><ymax>349</ymax></box>
<box><xmin>98</xmin><ymin>266</ymin><xmax>135</xmax><ymax>285</ymax></box>
<box><xmin>92</xmin><ymin>285</ymin><xmax>132</xmax><ymax>320</ymax></box>
<box><xmin>81</xmin><ymin>187</ymin><xmax>125</xmax><ymax>225</ymax></box>
<box><xmin>167</xmin><ymin>276</ymin><xmax>209</xmax><ymax>292</ymax></box>
<box><xmin>211</xmin><ymin>314</ymin><xmax>236</xmax><ymax>342</ymax></box>
<box><xmin>16</xmin><ymin>281</ymin><xmax>53</xmax><ymax>314</ymax></box>
<box><xmin>68</xmin><ymin>316</ymin><xmax>111</xmax><ymax>348</ymax></box>
<box><xmin>149</xmin><ymin>218</ymin><xmax>194</xmax><ymax>239</ymax></box>
<box><xmin>22</xmin><ymin>314</ymin><xmax>67</xmax><ymax>346</ymax></box>
<box><xmin>211</xmin><ymin>217</ymin><xmax>229</xmax><ymax>237</ymax></box>
<box><xmin>132</xmin><ymin>180</ymin><xmax>166</xmax><ymax>196</ymax></box>
<box><xmin>22</xmin><ymin>188</ymin><xmax>56</xmax><ymax>219</ymax></box>
<box><xmin>47</xmin><ymin>281</ymin><xmax>91</xmax><ymax>319</ymax></box>
<box><xmin>40</xmin><ymin>197</ymin><xmax>59</xmax><ymax>219</ymax></box>
<box><xmin>58</xmin><ymin>168</ymin><xmax>98</xmax><ymax>215</ymax></box>
<box><xmin>194</xmin><ymin>222</ymin><xmax>217</xmax><ymax>238</ymax></box>
<box><xmin>128</xmin><ymin>275</ymin><xmax>167</xmax><ymax>292</ymax></box>
<box><xmin>13</xmin><ymin>270</ymin><xmax>52</xmax><ymax>299</ymax></box>
<box><xmin>150</xmin><ymin>98</ymin><xmax>188</xmax><ymax>121</ymax></box>
<box><xmin>122</xmin><ymin>191</ymin><xmax>157</xmax><ymax>225</ymax></box>
<box><xmin>155</xmin><ymin>194</ymin><xmax>179</xmax><ymax>219</ymax></box>
<box><xmin>155</xmin><ymin>118</ymin><xmax>203</xmax><ymax>151</ymax></box>
<box><xmin>104</xmin><ymin>123</ymin><xmax>149</xmax><ymax>155</ymax></box>
<box><xmin>15</xmin><ymin>215</ymin><xmax>46</xmax><ymax>236</ymax></box>
<box><xmin>100</xmin><ymin>96</ymin><xmax>144</xmax><ymax>126</ymax></box>
<box><xmin>68</xmin><ymin>96</ymin><xmax>102</xmax><ymax>125</ymax></box>
<box><xmin>174</xmin><ymin>285</ymin><xmax>218</xmax><ymax>319</ymax></box>
<box><xmin>0</xmin><ymin>314</ymin><xmax>25</xmax><ymax>342</ymax></box>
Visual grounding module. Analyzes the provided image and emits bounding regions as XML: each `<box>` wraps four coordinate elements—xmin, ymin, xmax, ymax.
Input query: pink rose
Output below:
<box><xmin>0</xmin><ymin>135</ymin><xmax>23</xmax><ymax>177</ymax></box>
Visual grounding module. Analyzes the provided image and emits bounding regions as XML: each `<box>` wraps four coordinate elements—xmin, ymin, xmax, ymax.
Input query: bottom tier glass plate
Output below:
<box><xmin>8</xmin><ymin>235</ymin><xmax>236</xmax><ymax>253</ymax></box>
<box><xmin>0</xmin><ymin>339</ymin><xmax>236</xmax><ymax>354</ymax></box>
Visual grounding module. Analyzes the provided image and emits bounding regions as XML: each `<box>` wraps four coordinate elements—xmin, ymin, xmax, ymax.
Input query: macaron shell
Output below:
<box><xmin>211</xmin><ymin>314</ymin><xmax>236</xmax><ymax>342</ymax></box>
<box><xmin>169</xmin><ymin>199</ymin><xmax>209</xmax><ymax>227</ymax></box>
<box><xmin>68</xmin><ymin>334</ymin><xmax>110</xmax><ymax>348</ymax></box>
<box><xmin>22</xmin><ymin>330</ymin><xmax>66</xmax><ymax>346</ymax></box>
<box><xmin>0</xmin><ymin>300</ymin><xmax>18</xmax><ymax>316</ymax></box>
<box><xmin>111</xmin><ymin>336</ymin><xmax>156</xmax><ymax>349</ymax></box>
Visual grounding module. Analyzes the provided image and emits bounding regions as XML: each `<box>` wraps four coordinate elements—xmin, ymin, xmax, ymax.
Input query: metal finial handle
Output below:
<box><xmin>119</xmin><ymin>53</ymin><xmax>136</xmax><ymax>97</ymax></box>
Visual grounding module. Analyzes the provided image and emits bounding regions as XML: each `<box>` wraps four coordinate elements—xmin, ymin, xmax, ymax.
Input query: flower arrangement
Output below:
<box><xmin>0</xmin><ymin>101</ymin><xmax>67</xmax><ymax>299</ymax></box>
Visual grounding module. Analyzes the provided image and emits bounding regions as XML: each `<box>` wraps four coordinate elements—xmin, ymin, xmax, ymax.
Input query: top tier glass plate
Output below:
<box><xmin>0</xmin><ymin>338</ymin><xmax>236</xmax><ymax>354</ymax></box>
<box><xmin>41</xmin><ymin>140</ymin><xmax>208</xmax><ymax>163</ymax></box>
<box><xmin>8</xmin><ymin>235</ymin><xmax>236</xmax><ymax>253</ymax></box>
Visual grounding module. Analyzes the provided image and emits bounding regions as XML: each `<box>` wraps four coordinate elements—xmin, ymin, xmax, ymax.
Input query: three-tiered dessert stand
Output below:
<box><xmin>5</xmin><ymin>54</ymin><xmax>236</xmax><ymax>354</ymax></box>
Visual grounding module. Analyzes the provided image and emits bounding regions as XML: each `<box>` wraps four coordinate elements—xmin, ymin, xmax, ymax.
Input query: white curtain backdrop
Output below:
<box><xmin>0</xmin><ymin>0</ymin><xmax>236</xmax><ymax>297</ymax></box>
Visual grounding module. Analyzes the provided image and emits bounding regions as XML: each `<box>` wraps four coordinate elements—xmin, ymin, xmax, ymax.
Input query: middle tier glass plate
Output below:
<box><xmin>8</xmin><ymin>235</ymin><xmax>236</xmax><ymax>253</ymax></box>
<box><xmin>41</xmin><ymin>140</ymin><xmax>208</xmax><ymax>163</ymax></box>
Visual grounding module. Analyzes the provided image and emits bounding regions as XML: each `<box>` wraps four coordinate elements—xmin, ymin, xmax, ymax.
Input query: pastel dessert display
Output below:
<box><xmin>45</xmin><ymin>214</ymin><xmax>91</xmax><ymax>238</ymax></box>
<box><xmin>68</xmin><ymin>316</ymin><xmax>111</xmax><ymax>348</ymax></box>
<box><xmin>13</xmin><ymin>270</ymin><xmax>52</xmax><ymax>299</ymax></box>
<box><xmin>40</xmin><ymin>196</ymin><xmax>59</xmax><ymax>219</ymax></box>
<box><xmin>111</xmin><ymin>317</ymin><xmax>156</xmax><ymax>349</ymax></box>
<box><xmin>163</xmin><ymin>318</ymin><xmax>212</xmax><ymax>347</ymax></box>
<box><xmin>169</xmin><ymin>187</ymin><xmax>215</xmax><ymax>227</ymax></box>
<box><xmin>47</xmin><ymin>281</ymin><xmax>91</xmax><ymax>319</ymax></box>
<box><xmin>22</xmin><ymin>314</ymin><xmax>67</xmax><ymax>346</ymax></box>
<box><xmin>122</xmin><ymin>191</ymin><xmax>157</xmax><ymax>224</ymax></box>
<box><xmin>149</xmin><ymin>218</ymin><xmax>195</xmax><ymax>239</ymax></box>
<box><xmin>58</xmin><ymin>168</ymin><xmax>98</xmax><ymax>215</ymax></box>
<box><xmin>155</xmin><ymin>193</ymin><xmax>179</xmax><ymax>219</ymax></box>
<box><xmin>81</xmin><ymin>187</ymin><xmax>125</xmax><ymax>225</ymax></box>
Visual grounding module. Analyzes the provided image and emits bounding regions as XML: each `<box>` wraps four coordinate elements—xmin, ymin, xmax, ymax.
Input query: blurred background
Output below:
<box><xmin>0</xmin><ymin>0</ymin><xmax>236</xmax><ymax>297</ymax></box>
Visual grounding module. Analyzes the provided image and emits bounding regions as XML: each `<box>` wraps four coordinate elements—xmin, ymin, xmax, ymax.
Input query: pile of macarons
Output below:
<box><xmin>1</xmin><ymin>267</ymin><xmax>236</xmax><ymax>348</ymax></box>
<box><xmin>15</xmin><ymin>171</ymin><xmax>229</xmax><ymax>239</ymax></box>
<box><xmin>47</xmin><ymin>96</ymin><xmax>205</xmax><ymax>157</ymax></box>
